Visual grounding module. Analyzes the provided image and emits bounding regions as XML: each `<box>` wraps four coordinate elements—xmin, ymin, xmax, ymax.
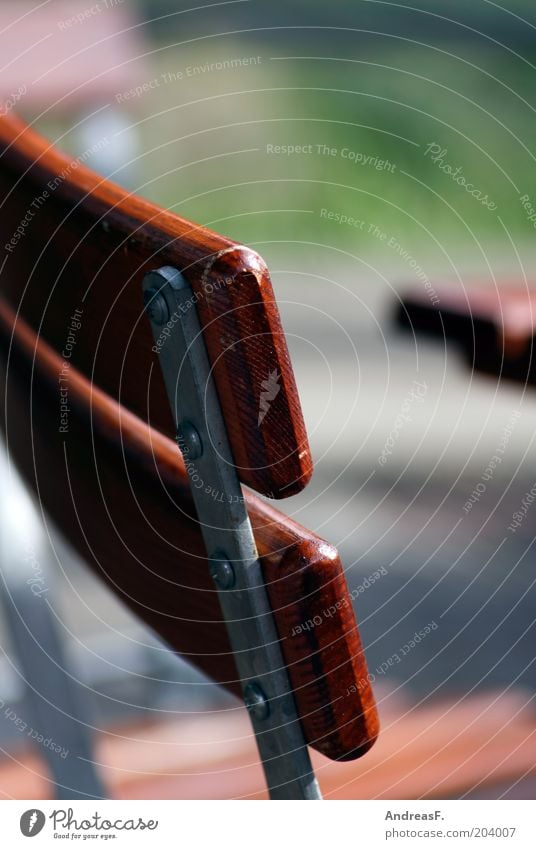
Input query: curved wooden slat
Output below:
<box><xmin>0</xmin><ymin>299</ymin><xmax>379</xmax><ymax>761</ymax></box>
<box><xmin>396</xmin><ymin>285</ymin><xmax>536</xmax><ymax>384</ymax></box>
<box><xmin>0</xmin><ymin>112</ymin><xmax>312</xmax><ymax>498</ymax></box>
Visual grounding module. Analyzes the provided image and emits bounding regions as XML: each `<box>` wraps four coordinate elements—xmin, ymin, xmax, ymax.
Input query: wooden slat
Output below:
<box><xmin>0</xmin><ymin>112</ymin><xmax>312</xmax><ymax>498</ymax></box>
<box><xmin>397</xmin><ymin>285</ymin><xmax>536</xmax><ymax>384</ymax></box>
<box><xmin>1</xmin><ymin>691</ymin><xmax>533</xmax><ymax>800</ymax></box>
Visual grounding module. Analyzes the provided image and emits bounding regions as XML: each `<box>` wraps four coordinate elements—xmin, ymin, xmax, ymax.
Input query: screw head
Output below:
<box><xmin>143</xmin><ymin>288</ymin><xmax>169</xmax><ymax>326</ymax></box>
<box><xmin>209</xmin><ymin>553</ymin><xmax>235</xmax><ymax>590</ymax></box>
<box><xmin>176</xmin><ymin>421</ymin><xmax>203</xmax><ymax>460</ymax></box>
<box><xmin>244</xmin><ymin>683</ymin><xmax>270</xmax><ymax>721</ymax></box>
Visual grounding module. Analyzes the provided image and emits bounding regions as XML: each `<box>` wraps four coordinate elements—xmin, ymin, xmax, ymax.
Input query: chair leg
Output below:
<box><xmin>0</xmin><ymin>443</ymin><xmax>106</xmax><ymax>799</ymax></box>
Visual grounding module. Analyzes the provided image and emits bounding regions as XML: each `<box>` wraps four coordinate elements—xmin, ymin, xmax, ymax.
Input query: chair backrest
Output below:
<box><xmin>0</xmin><ymin>113</ymin><xmax>379</xmax><ymax>762</ymax></box>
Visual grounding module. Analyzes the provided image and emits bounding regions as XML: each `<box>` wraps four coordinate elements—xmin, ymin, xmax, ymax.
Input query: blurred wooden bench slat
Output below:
<box><xmin>2</xmin><ymin>690</ymin><xmax>533</xmax><ymax>800</ymax></box>
<box><xmin>396</xmin><ymin>285</ymin><xmax>536</xmax><ymax>384</ymax></box>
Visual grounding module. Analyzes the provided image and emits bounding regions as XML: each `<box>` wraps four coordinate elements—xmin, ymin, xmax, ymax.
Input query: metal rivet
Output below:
<box><xmin>143</xmin><ymin>288</ymin><xmax>169</xmax><ymax>326</ymax></box>
<box><xmin>209</xmin><ymin>552</ymin><xmax>235</xmax><ymax>590</ymax></box>
<box><xmin>244</xmin><ymin>683</ymin><xmax>270</xmax><ymax>721</ymax></box>
<box><xmin>176</xmin><ymin>420</ymin><xmax>203</xmax><ymax>460</ymax></box>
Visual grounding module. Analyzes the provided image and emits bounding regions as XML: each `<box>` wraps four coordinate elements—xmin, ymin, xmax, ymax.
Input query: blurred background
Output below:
<box><xmin>1</xmin><ymin>0</ymin><xmax>535</xmax><ymax>799</ymax></box>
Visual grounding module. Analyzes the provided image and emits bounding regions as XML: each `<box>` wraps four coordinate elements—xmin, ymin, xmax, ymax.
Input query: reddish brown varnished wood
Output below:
<box><xmin>264</xmin><ymin>544</ymin><xmax>379</xmax><ymax>760</ymax></box>
<box><xmin>0</xmin><ymin>299</ymin><xmax>378</xmax><ymax>762</ymax></box>
<box><xmin>0</xmin><ymin>112</ymin><xmax>312</xmax><ymax>498</ymax></box>
<box><xmin>397</xmin><ymin>285</ymin><xmax>536</xmax><ymax>384</ymax></box>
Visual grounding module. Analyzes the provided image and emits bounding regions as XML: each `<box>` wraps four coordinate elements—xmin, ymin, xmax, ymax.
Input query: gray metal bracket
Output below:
<box><xmin>142</xmin><ymin>266</ymin><xmax>322</xmax><ymax>800</ymax></box>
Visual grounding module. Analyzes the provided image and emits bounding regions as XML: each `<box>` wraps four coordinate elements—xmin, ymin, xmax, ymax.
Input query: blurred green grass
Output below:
<box><xmin>45</xmin><ymin>32</ymin><xmax>536</xmax><ymax>265</ymax></box>
<box><xmin>136</xmin><ymin>41</ymin><xmax>536</xmax><ymax>253</ymax></box>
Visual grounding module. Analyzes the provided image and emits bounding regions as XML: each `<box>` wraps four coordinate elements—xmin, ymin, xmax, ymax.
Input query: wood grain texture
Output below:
<box><xmin>0</xmin><ymin>112</ymin><xmax>312</xmax><ymax>497</ymax></box>
<box><xmin>0</xmin><ymin>299</ymin><xmax>378</xmax><ymax>762</ymax></box>
<box><xmin>397</xmin><ymin>285</ymin><xmax>536</xmax><ymax>384</ymax></box>
<box><xmin>264</xmin><ymin>545</ymin><xmax>379</xmax><ymax>760</ymax></box>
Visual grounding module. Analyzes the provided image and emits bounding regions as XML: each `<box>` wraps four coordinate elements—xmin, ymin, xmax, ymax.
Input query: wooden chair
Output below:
<box><xmin>0</xmin><ymin>112</ymin><xmax>379</xmax><ymax>799</ymax></box>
